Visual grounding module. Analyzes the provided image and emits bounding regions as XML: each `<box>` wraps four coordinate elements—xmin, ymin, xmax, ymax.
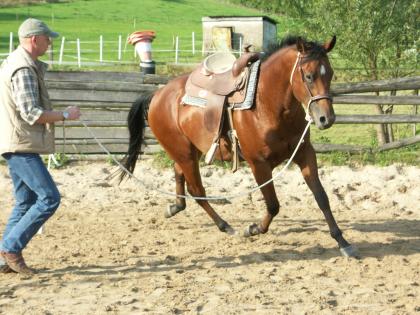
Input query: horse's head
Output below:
<box><xmin>290</xmin><ymin>36</ymin><xmax>336</xmax><ymax>129</ymax></box>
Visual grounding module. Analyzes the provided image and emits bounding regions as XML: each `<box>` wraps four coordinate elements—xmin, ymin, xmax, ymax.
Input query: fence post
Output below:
<box><xmin>77</xmin><ymin>38</ymin><xmax>81</xmax><ymax>68</ymax></box>
<box><xmin>123</xmin><ymin>34</ymin><xmax>129</xmax><ymax>54</ymax></box>
<box><xmin>59</xmin><ymin>37</ymin><xmax>65</xmax><ymax>65</ymax></box>
<box><xmin>192</xmin><ymin>31</ymin><xmax>195</xmax><ymax>55</ymax></box>
<box><xmin>99</xmin><ymin>35</ymin><xmax>103</xmax><ymax>63</ymax></box>
<box><xmin>413</xmin><ymin>89</ymin><xmax>418</xmax><ymax>136</ymax></box>
<box><xmin>175</xmin><ymin>36</ymin><xmax>179</xmax><ymax>64</ymax></box>
<box><xmin>118</xmin><ymin>35</ymin><xmax>122</xmax><ymax>61</ymax></box>
<box><xmin>9</xmin><ymin>32</ymin><xmax>13</xmax><ymax>53</ymax></box>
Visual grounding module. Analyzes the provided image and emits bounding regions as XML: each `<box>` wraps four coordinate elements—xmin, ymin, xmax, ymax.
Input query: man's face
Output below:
<box><xmin>33</xmin><ymin>35</ymin><xmax>51</xmax><ymax>56</ymax></box>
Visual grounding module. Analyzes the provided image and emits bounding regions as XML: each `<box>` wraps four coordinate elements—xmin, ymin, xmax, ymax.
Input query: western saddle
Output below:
<box><xmin>183</xmin><ymin>51</ymin><xmax>260</xmax><ymax>169</ymax></box>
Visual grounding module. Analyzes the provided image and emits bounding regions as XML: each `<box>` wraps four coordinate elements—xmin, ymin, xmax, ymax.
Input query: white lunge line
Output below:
<box><xmin>80</xmin><ymin>118</ymin><xmax>312</xmax><ymax>202</ymax></box>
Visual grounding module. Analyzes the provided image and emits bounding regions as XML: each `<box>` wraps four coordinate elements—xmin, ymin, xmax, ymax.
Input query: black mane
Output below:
<box><xmin>261</xmin><ymin>35</ymin><xmax>327</xmax><ymax>62</ymax></box>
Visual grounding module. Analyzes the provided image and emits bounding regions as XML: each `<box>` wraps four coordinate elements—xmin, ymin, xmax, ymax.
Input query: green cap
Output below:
<box><xmin>18</xmin><ymin>18</ymin><xmax>59</xmax><ymax>38</ymax></box>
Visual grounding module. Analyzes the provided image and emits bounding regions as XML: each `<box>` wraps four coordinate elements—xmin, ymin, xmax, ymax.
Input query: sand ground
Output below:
<box><xmin>0</xmin><ymin>159</ymin><xmax>419</xmax><ymax>314</ymax></box>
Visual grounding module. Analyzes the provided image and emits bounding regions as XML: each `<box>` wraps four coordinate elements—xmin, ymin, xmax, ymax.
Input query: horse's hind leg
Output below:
<box><xmin>165</xmin><ymin>163</ymin><xmax>187</xmax><ymax>218</ymax></box>
<box><xmin>179</xmin><ymin>156</ymin><xmax>235</xmax><ymax>234</ymax></box>
<box><xmin>294</xmin><ymin>144</ymin><xmax>359</xmax><ymax>258</ymax></box>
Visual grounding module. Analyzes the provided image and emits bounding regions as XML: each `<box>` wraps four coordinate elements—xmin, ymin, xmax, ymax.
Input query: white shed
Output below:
<box><xmin>202</xmin><ymin>16</ymin><xmax>277</xmax><ymax>54</ymax></box>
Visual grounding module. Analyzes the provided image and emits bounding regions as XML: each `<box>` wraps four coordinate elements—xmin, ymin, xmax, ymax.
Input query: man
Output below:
<box><xmin>0</xmin><ymin>18</ymin><xmax>81</xmax><ymax>275</ymax></box>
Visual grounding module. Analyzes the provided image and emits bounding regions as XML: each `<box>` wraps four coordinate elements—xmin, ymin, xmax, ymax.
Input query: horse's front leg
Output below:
<box><xmin>244</xmin><ymin>161</ymin><xmax>279</xmax><ymax>237</ymax></box>
<box><xmin>294</xmin><ymin>144</ymin><xmax>359</xmax><ymax>258</ymax></box>
<box><xmin>165</xmin><ymin>163</ymin><xmax>187</xmax><ymax>218</ymax></box>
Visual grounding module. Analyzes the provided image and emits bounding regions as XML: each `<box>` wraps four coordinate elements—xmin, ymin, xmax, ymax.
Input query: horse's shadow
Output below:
<box><xmin>3</xmin><ymin>219</ymin><xmax>417</xmax><ymax>292</ymax></box>
<box><xmin>24</xmin><ymin>218</ymin><xmax>417</xmax><ymax>281</ymax></box>
<box><xmin>350</xmin><ymin>219</ymin><xmax>420</xmax><ymax>238</ymax></box>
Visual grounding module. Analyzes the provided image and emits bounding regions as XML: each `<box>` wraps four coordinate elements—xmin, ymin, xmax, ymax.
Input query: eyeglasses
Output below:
<box><xmin>34</xmin><ymin>35</ymin><xmax>51</xmax><ymax>43</ymax></box>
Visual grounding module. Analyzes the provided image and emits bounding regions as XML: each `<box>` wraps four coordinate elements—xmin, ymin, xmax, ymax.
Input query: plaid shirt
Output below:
<box><xmin>11</xmin><ymin>67</ymin><xmax>44</xmax><ymax>125</ymax></box>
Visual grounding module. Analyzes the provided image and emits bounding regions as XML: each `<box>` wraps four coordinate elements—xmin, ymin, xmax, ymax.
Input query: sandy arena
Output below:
<box><xmin>0</xmin><ymin>159</ymin><xmax>419</xmax><ymax>314</ymax></box>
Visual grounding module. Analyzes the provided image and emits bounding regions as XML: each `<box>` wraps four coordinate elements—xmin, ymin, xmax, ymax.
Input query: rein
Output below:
<box><xmin>290</xmin><ymin>52</ymin><xmax>333</xmax><ymax>121</ymax></box>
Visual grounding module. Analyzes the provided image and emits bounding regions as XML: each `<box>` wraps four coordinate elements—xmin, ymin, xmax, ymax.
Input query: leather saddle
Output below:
<box><xmin>183</xmin><ymin>52</ymin><xmax>260</xmax><ymax>134</ymax></box>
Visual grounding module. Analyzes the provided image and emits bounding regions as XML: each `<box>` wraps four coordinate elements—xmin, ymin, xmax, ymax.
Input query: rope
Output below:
<box><xmin>80</xmin><ymin>118</ymin><xmax>312</xmax><ymax>201</ymax></box>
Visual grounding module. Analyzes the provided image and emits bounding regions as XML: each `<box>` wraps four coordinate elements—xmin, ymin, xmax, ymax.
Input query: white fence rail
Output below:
<box><xmin>1</xmin><ymin>32</ymin><xmax>246</xmax><ymax>68</ymax></box>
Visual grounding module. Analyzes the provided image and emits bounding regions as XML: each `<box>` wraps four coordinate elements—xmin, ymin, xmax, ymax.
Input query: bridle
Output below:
<box><xmin>290</xmin><ymin>52</ymin><xmax>333</xmax><ymax>121</ymax></box>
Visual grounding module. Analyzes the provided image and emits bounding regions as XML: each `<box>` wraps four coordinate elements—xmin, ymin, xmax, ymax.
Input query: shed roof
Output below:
<box><xmin>202</xmin><ymin>16</ymin><xmax>277</xmax><ymax>25</ymax></box>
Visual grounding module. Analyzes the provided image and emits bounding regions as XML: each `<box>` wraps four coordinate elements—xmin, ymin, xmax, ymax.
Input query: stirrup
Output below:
<box><xmin>205</xmin><ymin>141</ymin><xmax>219</xmax><ymax>164</ymax></box>
<box><xmin>230</xmin><ymin>130</ymin><xmax>239</xmax><ymax>173</ymax></box>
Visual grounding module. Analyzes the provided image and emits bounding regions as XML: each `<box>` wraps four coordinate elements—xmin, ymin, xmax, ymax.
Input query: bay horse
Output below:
<box><xmin>121</xmin><ymin>35</ymin><xmax>358</xmax><ymax>257</ymax></box>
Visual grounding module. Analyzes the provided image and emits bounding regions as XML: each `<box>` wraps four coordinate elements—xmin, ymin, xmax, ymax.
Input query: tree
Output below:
<box><xmin>231</xmin><ymin>0</ymin><xmax>418</xmax><ymax>145</ymax></box>
<box><xmin>287</xmin><ymin>0</ymin><xmax>418</xmax><ymax>145</ymax></box>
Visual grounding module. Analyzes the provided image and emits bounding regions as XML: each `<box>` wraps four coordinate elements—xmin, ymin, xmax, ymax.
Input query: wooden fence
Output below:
<box><xmin>45</xmin><ymin>72</ymin><xmax>420</xmax><ymax>155</ymax></box>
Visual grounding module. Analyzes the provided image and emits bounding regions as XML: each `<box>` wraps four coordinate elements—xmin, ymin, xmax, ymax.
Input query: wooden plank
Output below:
<box><xmin>57</xmin><ymin>120</ymin><xmax>127</xmax><ymax>127</ymax></box>
<box><xmin>45</xmin><ymin>71</ymin><xmax>145</xmax><ymax>83</ymax></box>
<box><xmin>46</xmin><ymin>81</ymin><xmax>158</xmax><ymax>93</ymax></box>
<box><xmin>55</xmin><ymin>127</ymin><xmax>156</xmax><ymax>139</ymax></box>
<box><xmin>58</xmin><ymin>116</ymin><xmax>420</xmax><ymax>127</ymax></box>
<box><xmin>334</xmin><ymin>95</ymin><xmax>420</xmax><ymax>105</ymax></box>
<box><xmin>48</xmin><ymin>89</ymin><xmax>142</xmax><ymax>103</ymax></box>
<box><xmin>335</xmin><ymin>115</ymin><xmax>420</xmax><ymax>124</ymax></box>
<box><xmin>313</xmin><ymin>143</ymin><xmax>369</xmax><ymax>153</ymax></box>
<box><xmin>143</xmin><ymin>74</ymin><xmax>171</xmax><ymax>85</ymax></box>
<box><xmin>45</xmin><ymin>72</ymin><xmax>419</xmax><ymax>94</ymax></box>
<box><xmin>54</xmin><ymin>143</ymin><xmax>161</xmax><ymax>154</ymax></box>
<box><xmin>45</xmin><ymin>71</ymin><xmax>171</xmax><ymax>85</ymax></box>
<box><xmin>49</xmin><ymin>94</ymin><xmax>418</xmax><ymax>108</ymax></box>
<box><xmin>61</xmin><ymin>110</ymin><xmax>129</xmax><ymax>121</ymax></box>
<box><xmin>51</xmin><ymin>101</ymin><xmax>132</xmax><ymax>109</ymax></box>
<box><xmin>56</xmin><ymin>127</ymin><xmax>128</xmax><ymax>139</ymax></box>
<box><xmin>55</xmin><ymin>139</ymin><xmax>158</xmax><ymax>145</ymax></box>
<box><xmin>46</xmin><ymin>72</ymin><xmax>419</xmax><ymax>92</ymax></box>
<box><xmin>375</xmin><ymin>134</ymin><xmax>420</xmax><ymax>152</ymax></box>
<box><xmin>332</xmin><ymin>76</ymin><xmax>420</xmax><ymax>94</ymax></box>
<box><xmin>57</xmin><ymin>120</ymin><xmax>152</xmax><ymax>129</ymax></box>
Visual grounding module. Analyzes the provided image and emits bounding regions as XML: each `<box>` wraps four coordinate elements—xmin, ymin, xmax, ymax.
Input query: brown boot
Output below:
<box><xmin>0</xmin><ymin>251</ymin><xmax>34</xmax><ymax>275</ymax></box>
<box><xmin>0</xmin><ymin>264</ymin><xmax>16</xmax><ymax>274</ymax></box>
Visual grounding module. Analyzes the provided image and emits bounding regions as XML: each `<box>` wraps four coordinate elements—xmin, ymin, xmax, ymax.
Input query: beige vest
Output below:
<box><xmin>0</xmin><ymin>46</ymin><xmax>55</xmax><ymax>155</ymax></box>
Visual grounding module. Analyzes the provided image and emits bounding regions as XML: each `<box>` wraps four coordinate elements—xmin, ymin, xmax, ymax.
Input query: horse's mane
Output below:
<box><xmin>261</xmin><ymin>35</ymin><xmax>327</xmax><ymax>63</ymax></box>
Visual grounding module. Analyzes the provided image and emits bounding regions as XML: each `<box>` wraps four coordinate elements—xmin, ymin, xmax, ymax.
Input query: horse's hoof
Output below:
<box><xmin>243</xmin><ymin>223</ymin><xmax>261</xmax><ymax>237</ymax></box>
<box><xmin>340</xmin><ymin>245</ymin><xmax>360</xmax><ymax>258</ymax></box>
<box><xmin>224</xmin><ymin>225</ymin><xmax>236</xmax><ymax>235</ymax></box>
<box><xmin>219</xmin><ymin>222</ymin><xmax>236</xmax><ymax>235</ymax></box>
<box><xmin>164</xmin><ymin>204</ymin><xmax>183</xmax><ymax>218</ymax></box>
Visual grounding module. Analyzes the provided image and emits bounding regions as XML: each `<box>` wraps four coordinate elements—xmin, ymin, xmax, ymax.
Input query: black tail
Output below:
<box><xmin>120</xmin><ymin>93</ymin><xmax>154</xmax><ymax>182</ymax></box>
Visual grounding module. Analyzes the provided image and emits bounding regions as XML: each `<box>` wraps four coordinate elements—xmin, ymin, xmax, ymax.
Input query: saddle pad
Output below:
<box><xmin>231</xmin><ymin>60</ymin><xmax>261</xmax><ymax>110</ymax></box>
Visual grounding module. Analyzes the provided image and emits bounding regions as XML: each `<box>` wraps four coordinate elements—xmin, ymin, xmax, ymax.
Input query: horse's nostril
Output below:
<box><xmin>320</xmin><ymin>116</ymin><xmax>326</xmax><ymax>124</ymax></box>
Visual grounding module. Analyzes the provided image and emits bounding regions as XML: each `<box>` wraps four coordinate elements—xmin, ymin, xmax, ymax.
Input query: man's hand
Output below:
<box><xmin>64</xmin><ymin>106</ymin><xmax>81</xmax><ymax>121</ymax></box>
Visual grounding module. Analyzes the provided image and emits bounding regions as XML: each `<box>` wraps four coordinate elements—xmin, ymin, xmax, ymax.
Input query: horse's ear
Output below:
<box><xmin>296</xmin><ymin>37</ymin><xmax>306</xmax><ymax>53</ymax></box>
<box><xmin>324</xmin><ymin>35</ymin><xmax>336</xmax><ymax>53</ymax></box>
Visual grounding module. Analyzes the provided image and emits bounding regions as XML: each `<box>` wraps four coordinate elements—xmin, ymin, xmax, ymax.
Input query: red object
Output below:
<box><xmin>128</xmin><ymin>31</ymin><xmax>156</xmax><ymax>45</ymax></box>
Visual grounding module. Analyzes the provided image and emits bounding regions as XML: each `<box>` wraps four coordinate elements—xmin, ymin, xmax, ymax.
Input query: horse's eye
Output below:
<box><xmin>304</xmin><ymin>73</ymin><xmax>314</xmax><ymax>83</ymax></box>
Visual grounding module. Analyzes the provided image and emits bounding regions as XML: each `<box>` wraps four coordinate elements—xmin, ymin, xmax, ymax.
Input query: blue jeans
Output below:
<box><xmin>1</xmin><ymin>153</ymin><xmax>60</xmax><ymax>253</ymax></box>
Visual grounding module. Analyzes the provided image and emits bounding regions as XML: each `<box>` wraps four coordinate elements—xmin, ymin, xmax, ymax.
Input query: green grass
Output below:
<box><xmin>317</xmin><ymin>144</ymin><xmax>419</xmax><ymax>167</ymax></box>
<box><xmin>0</xmin><ymin>0</ymin><xmax>288</xmax><ymax>67</ymax></box>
